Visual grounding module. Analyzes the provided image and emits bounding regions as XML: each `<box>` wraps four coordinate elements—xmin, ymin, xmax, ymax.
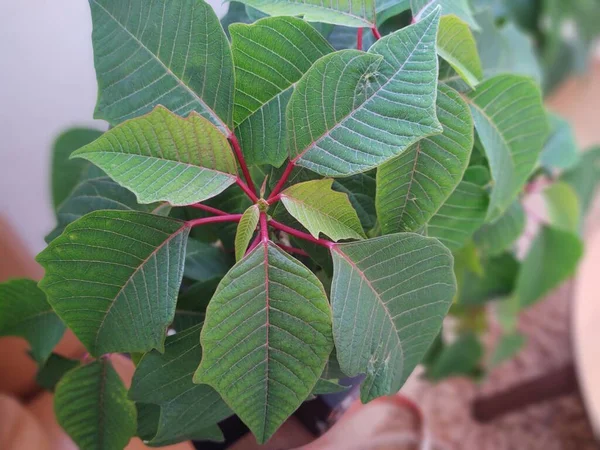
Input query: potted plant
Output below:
<box><xmin>1</xmin><ymin>0</ymin><xmax>599</xmax><ymax>448</ymax></box>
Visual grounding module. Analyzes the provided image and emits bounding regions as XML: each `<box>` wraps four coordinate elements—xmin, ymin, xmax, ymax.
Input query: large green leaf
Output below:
<box><xmin>561</xmin><ymin>146</ymin><xmax>600</xmax><ymax>220</ymax></box>
<box><xmin>287</xmin><ymin>8</ymin><xmax>442</xmax><ymax>176</ymax></box>
<box><xmin>233</xmin><ymin>0</ymin><xmax>376</xmax><ymax>27</ymax></box>
<box><xmin>467</xmin><ymin>75</ymin><xmax>548</xmax><ymax>220</ymax></box>
<box><xmin>130</xmin><ymin>324</ymin><xmax>231</xmax><ymax>445</ymax></box>
<box><xmin>0</xmin><ymin>279</ymin><xmax>65</xmax><ymax>363</ymax></box>
<box><xmin>194</xmin><ymin>242</ymin><xmax>333</xmax><ymax>443</ymax></box>
<box><xmin>51</xmin><ymin>128</ymin><xmax>103</xmax><ymax>211</ymax></box>
<box><xmin>330</xmin><ymin>233</ymin><xmax>455</xmax><ymax>402</ymax></box>
<box><xmin>54</xmin><ymin>359</ymin><xmax>137</xmax><ymax>450</ymax></box>
<box><xmin>35</xmin><ymin>353</ymin><xmax>80</xmax><ymax>392</ymax></box>
<box><xmin>515</xmin><ymin>226</ymin><xmax>583</xmax><ymax>308</ymax></box>
<box><xmin>281</xmin><ymin>179</ymin><xmax>366</xmax><ymax>240</ymax></box>
<box><xmin>411</xmin><ymin>0</ymin><xmax>480</xmax><ymax>30</ymax></box>
<box><xmin>90</xmin><ymin>0</ymin><xmax>234</xmax><ymax>132</ymax></box>
<box><xmin>473</xmin><ymin>201</ymin><xmax>525</xmax><ymax>256</ymax></box>
<box><xmin>376</xmin><ymin>84</ymin><xmax>473</xmax><ymax>233</ymax></box>
<box><xmin>235</xmin><ymin>205</ymin><xmax>260</xmax><ymax>261</ymax></box>
<box><xmin>231</xmin><ymin>17</ymin><xmax>334</xmax><ymax>167</ymax></box>
<box><xmin>47</xmin><ymin>176</ymin><xmax>163</xmax><ymax>243</ymax></box>
<box><xmin>72</xmin><ymin>106</ymin><xmax>238</xmax><ymax>206</ymax></box>
<box><xmin>540</xmin><ymin>113</ymin><xmax>580</xmax><ymax>171</ymax></box>
<box><xmin>425</xmin><ymin>180</ymin><xmax>489</xmax><ymax>251</ymax></box>
<box><xmin>37</xmin><ymin>211</ymin><xmax>189</xmax><ymax>356</ymax></box>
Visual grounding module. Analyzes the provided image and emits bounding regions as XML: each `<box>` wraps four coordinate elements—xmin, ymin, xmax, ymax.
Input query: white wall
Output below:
<box><xmin>0</xmin><ymin>0</ymin><xmax>226</xmax><ymax>254</ymax></box>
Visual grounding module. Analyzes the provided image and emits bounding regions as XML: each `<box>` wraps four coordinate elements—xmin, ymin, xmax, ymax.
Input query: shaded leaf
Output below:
<box><xmin>0</xmin><ymin>279</ymin><xmax>65</xmax><ymax>363</ymax></box>
<box><xmin>489</xmin><ymin>332</ymin><xmax>525</xmax><ymax>367</ymax></box>
<box><xmin>235</xmin><ymin>205</ymin><xmax>260</xmax><ymax>261</ymax></box>
<box><xmin>376</xmin><ymin>84</ymin><xmax>473</xmax><ymax>233</ymax></box>
<box><xmin>232</xmin><ymin>17</ymin><xmax>334</xmax><ymax>167</ymax></box>
<box><xmin>425</xmin><ymin>333</ymin><xmax>482</xmax><ymax>381</ymax></box>
<box><xmin>184</xmin><ymin>239</ymin><xmax>233</xmax><ymax>282</ymax></box>
<box><xmin>457</xmin><ymin>253</ymin><xmax>519</xmax><ymax>306</ymax></box>
<box><xmin>221</xmin><ymin>2</ymin><xmax>252</xmax><ymax>37</ymax></box>
<box><xmin>312</xmin><ymin>378</ymin><xmax>348</xmax><ymax>395</ymax></box>
<box><xmin>90</xmin><ymin>0</ymin><xmax>234</xmax><ymax>131</ymax></box>
<box><xmin>195</xmin><ymin>242</ymin><xmax>333</xmax><ymax>443</ymax></box>
<box><xmin>376</xmin><ymin>0</ymin><xmax>410</xmax><ymax>24</ymax></box>
<box><xmin>54</xmin><ymin>359</ymin><xmax>137</xmax><ymax>450</ymax></box>
<box><xmin>540</xmin><ymin>113</ymin><xmax>580</xmax><ymax>171</ymax></box>
<box><xmin>411</xmin><ymin>0</ymin><xmax>480</xmax><ymax>30</ymax></box>
<box><xmin>467</xmin><ymin>75</ymin><xmax>548</xmax><ymax>220</ymax></box>
<box><xmin>37</xmin><ymin>211</ymin><xmax>189</xmax><ymax>356</ymax></box>
<box><xmin>281</xmin><ymin>179</ymin><xmax>366</xmax><ymax>240</ymax></box>
<box><xmin>561</xmin><ymin>146</ymin><xmax>600</xmax><ymax>220</ymax></box>
<box><xmin>72</xmin><ymin>106</ymin><xmax>238</xmax><ymax>206</ymax></box>
<box><xmin>36</xmin><ymin>353</ymin><xmax>80</xmax><ymax>392</ymax></box>
<box><xmin>331</xmin><ymin>233</ymin><xmax>455</xmax><ymax>402</ymax></box>
<box><xmin>130</xmin><ymin>324</ymin><xmax>230</xmax><ymax>445</ymax></box>
<box><xmin>516</xmin><ymin>226</ymin><xmax>583</xmax><ymax>308</ymax></box>
<box><xmin>473</xmin><ymin>201</ymin><xmax>525</xmax><ymax>256</ymax></box>
<box><xmin>544</xmin><ymin>181</ymin><xmax>580</xmax><ymax>233</ymax></box>
<box><xmin>333</xmin><ymin>173</ymin><xmax>377</xmax><ymax>232</ymax></box>
<box><xmin>321</xmin><ymin>349</ymin><xmax>348</xmax><ymax>380</ymax></box>
<box><xmin>287</xmin><ymin>9</ymin><xmax>442</xmax><ymax>176</ymax></box>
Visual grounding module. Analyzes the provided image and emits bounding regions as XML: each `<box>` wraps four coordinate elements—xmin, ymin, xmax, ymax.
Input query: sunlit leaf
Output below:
<box><xmin>235</xmin><ymin>205</ymin><xmax>260</xmax><ymax>261</ymax></box>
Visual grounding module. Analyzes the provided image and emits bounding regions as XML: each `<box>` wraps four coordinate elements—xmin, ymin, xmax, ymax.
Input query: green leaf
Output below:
<box><xmin>411</xmin><ymin>0</ymin><xmax>480</xmax><ymax>30</ymax></box>
<box><xmin>194</xmin><ymin>242</ymin><xmax>333</xmax><ymax>443</ymax></box>
<box><xmin>130</xmin><ymin>324</ymin><xmax>231</xmax><ymax>445</ymax></box>
<box><xmin>425</xmin><ymin>180</ymin><xmax>489</xmax><ymax>251</ymax></box>
<box><xmin>47</xmin><ymin>176</ymin><xmax>164</xmax><ymax>243</ymax></box>
<box><xmin>561</xmin><ymin>147</ymin><xmax>600</xmax><ymax>219</ymax></box>
<box><xmin>184</xmin><ymin>239</ymin><xmax>233</xmax><ymax>282</ymax></box>
<box><xmin>0</xmin><ymin>279</ymin><xmax>65</xmax><ymax>363</ymax></box>
<box><xmin>489</xmin><ymin>332</ymin><xmax>525</xmax><ymax>367</ymax></box>
<box><xmin>54</xmin><ymin>359</ymin><xmax>137</xmax><ymax>450</ymax></box>
<box><xmin>231</xmin><ymin>17</ymin><xmax>334</xmax><ymax>167</ymax></box>
<box><xmin>36</xmin><ymin>353</ymin><xmax>80</xmax><ymax>392</ymax></box>
<box><xmin>376</xmin><ymin>84</ymin><xmax>473</xmax><ymax>233</ymax></box>
<box><xmin>544</xmin><ymin>182</ymin><xmax>580</xmax><ymax>233</ymax></box>
<box><xmin>72</xmin><ymin>106</ymin><xmax>238</xmax><ymax>206</ymax></box>
<box><xmin>515</xmin><ymin>226</ymin><xmax>583</xmax><ymax>308</ymax></box>
<box><xmin>90</xmin><ymin>0</ymin><xmax>234</xmax><ymax>132</ymax></box>
<box><xmin>281</xmin><ymin>179</ymin><xmax>366</xmax><ymax>240</ymax></box>
<box><xmin>436</xmin><ymin>15</ymin><xmax>483</xmax><ymax>88</ymax></box>
<box><xmin>312</xmin><ymin>378</ymin><xmax>348</xmax><ymax>395</ymax></box>
<box><xmin>540</xmin><ymin>114</ymin><xmax>580</xmax><ymax>171</ymax></box>
<box><xmin>376</xmin><ymin>0</ymin><xmax>410</xmax><ymax>25</ymax></box>
<box><xmin>467</xmin><ymin>75</ymin><xmax>548</xmax><ymax>220</ymax></box>
<box><xmin>51</xmin><ymin>128</ymin><xmax>103</xmax><ymax>210</ymax></box>
<box><xmin>233</xmin><ymin>0</ymin><xmax>376</xmax><ymax>27</ymax></box>
<box><xmin>136</xmin><ymin>403</ymin><xmax>161</xmax><ymax>442</ymax></box>
<box><xmin>287</xmin><ymin>9</ymin><xmax>443</xmax><ymax>176</ymax></box>
<box><xmin>235</xmin><ymin>205</ymin><xmax>260</xmax><ymax>261</ymax></box>
<box><xmin>36</xmin><ymin>211</ymin><xmax>189</xmax><ymax>356</ymax></box>
<box><xmin>321</xmin><ymin>349</ymin><xmax>348</xmax><ymax>379</ymax></box>
<box><xmin>330</xmin><ymin>233</ymin><xmax>455</xmax><ymax>402</ymax></box>
<box><xmin>473</xmin><ymin>201</ymin><xmax>525</xmax><ymax>256</ymax></box>
<box><xmin>333</xmin><ymin>173</ymin><xmax>377</xmax><ymax>232</ymax></box>
<box><xmin>221</xmin><ymin>2</ymin><xmax>252</xmax><ymax>38</ymax></box>
<box><xmin>425</xmin><ymin>333</ymin><xmax>482</xmax><ymax>381</ymax></box>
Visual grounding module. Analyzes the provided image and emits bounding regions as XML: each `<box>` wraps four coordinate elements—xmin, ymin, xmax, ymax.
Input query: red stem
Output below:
<box><xmin>236</xmin><ymin>177</ymin><xmax>259</xmax><ymax>202</ymax></box>
<box><xmin>357</xmin><ymin>28</ymin><xmax>364</xmax><ymax>50</ymax></box>
<box><xmin>268</xmin><ymin>160</ymin><xmax>295</xmax><ymax>202</ymax></box>
<box><xmin>187</xmin><ymin>214</ymin><xmax>242</xmax><ymax>228</ymax></box>
<box><xmin>371</xmin><ymin>26</ymin><xmax>382</xmax><ymax>40</ymax></box>
<box><xmin>277</xmin><ymin>244</ymin><xmax>309</xmax><ymax>257</ymax></box>
<box><xmin>189</xmin><ymin>203</ymin><xmax>229</xmax><ymax>216</ymax></box>
<box><xmin>268</xmin><ymin>219</ymin><xmax>334</xmax><ymax>249</ymax></box>
<box><xmin>260</xmin><ymin>212</ymin><xmax>269</xmax><ymax>243</ymax></box>
<box><xmin>229</xmin><ymin>132</ymin><xmax>256</xmax><ymax>196</ymax></box>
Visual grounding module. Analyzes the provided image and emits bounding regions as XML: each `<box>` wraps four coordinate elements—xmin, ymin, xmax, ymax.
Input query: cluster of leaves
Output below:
<box><xmin>1</xmin><ymin>0</ymin><xmax>599</xmax><ymax>448</ymax></box>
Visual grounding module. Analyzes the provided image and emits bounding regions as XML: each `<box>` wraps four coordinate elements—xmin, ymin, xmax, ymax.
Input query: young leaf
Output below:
<box><xmin>130</xmin><ymin>324</ymin><xmax>231</xmax><ymax>445</ymax></box>
<box><xmin>467</xmin><ymin>75</ymin><xmax>548</xmax><ymax>220</ymax></box>
<box><xmin>37</xmin><ymin>211</ymin><xmax>189</xmax><ymax>356</ymax></box>
<box><xmin>36</xmin><ymin>353</ymin><xmax>80</xmax><ymax>392</ymax></box>
<box><xmin>72</xmin><ymin>106</ymin><xmax>238</xmax><ymax>206</ymax></box>
<box><xmin>540</xmin><ymin>113</ymin><xmax>580</xmax><ymax>171</ymax></box>
<box><xmin>330</xmin><ymin>233</ymin><xmax>455</xmax><ymax>402</ymax></box>
<box><xmin>46</xmin><ymin>176</ymin><xmax>164</xmax><ymax>243</ymax></box>
<box><xmin>436</xmin><ymin>15</ymin><xmax>483</xmax><ymax>88</ymax></box>
<box><xmin>280</xmin><ymin>179</ymin><xmax>366</xmax><ymax>241</ymax></box>
<box><xmin>473</xmin><ymin>201</ymin><xmax>526</xmax><ymax>256</ymax></box>
<box><xmin>544</xmin><ymin>182</ymin><xmax>580</xmax><ymax>233</ymax></box>
<box><xmin>561</xmin><ymin>146</ymin><xmax>600</xmax><ymax>220</ymax></box>
<box><xmin>287</xmin><ymin>8</ymin><xmax>443</xmax><ymax>176</ymax></box>
<box><xmin>235</xmin><ymin>204</ymin><xmax>260</xmax><ymax>261</ymax></box>
<box><xmin>233</xmin><ymin>0</ymin><xmax>377</xmax><ymax>27</ymax></box>
<box><xmin>90</xmin><ymin>0</ymin><xmax>234</xmax><ymax>132</ymax></box>
<box><xmin>411</xmin><ymin>0</ymin><xmax>480</xmax><ymax>30</ymax></box>
<box><xmin>194</xmin><ymin>242</ymin><xmax>333</xmax><ymax>443</ymax></box>
<box><xmin>515</xmin><ymin>226</ymin><xmax>583</xmax><ymax>308</ymax></box>
<box><xmin>425</xmin><ymin>180</ymin><xmax>489</xmax><ymax>251</ymax></box>
<box><xmin>54</xmin><ymin>359</ymin><xmax>137</xmax><ymax>450</ymax></box>
<box><xmin>376</xmin><ymin>84</ymin><xmax>473</xmax><ymax>233</ymax></box>
<box><xmin>0</xmin><ymin>279</ymin><xmax>65</xmax><ymax>363</ymax></box>
<box><xmin>231</xmin><ymin>17</ymin><xmax>334</xmax><ymax>167</ymax></box>
<box><xmin>51</xmin><ymin>128</ymin><xmax>103</xmax><ymax>210</ymax></box>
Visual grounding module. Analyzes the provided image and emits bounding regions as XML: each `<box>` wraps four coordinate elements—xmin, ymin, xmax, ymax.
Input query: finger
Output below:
<box><xmin>0</xmin><ymin>393</ymin><xmax>50</xmax><ymax>450</ymax></box>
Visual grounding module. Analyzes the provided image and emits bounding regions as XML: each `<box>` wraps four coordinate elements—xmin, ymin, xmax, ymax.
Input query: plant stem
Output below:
<box><xmin>189</xmin><ymin>203</ymin><xmax>229</xmax><ymax>216</ymax></box>
<box><xmin>268</xmin><ymin>219</ymin><xmax>335</xmax><ymax>249</ymax></box>
<box><xmin>371</xmin><ymin>26</ymin><xmax>382</xmax><ymax>40</ymax></box>
<box><xmin>277</xmin><ymin>244</ymin><xmax>309</xmax><ymax>257</ymax></box>
<box><xmin>260</xmin><ymin>212</ymin><xmax>269</xmax><ymax>243</ymax></box>
<box><xmin>229</xmin><ymin>132</ymin><xmax>257</xmax><ymax>196</ymax></box>
<box><xmin>236</xmin><ymin>177</ymin><xmax>259</xmax><ymax>202</ymax></box>
<box><xmin>187</xmin><ymin>214</ymin><xmax>242</xmax><ymax>228</ymax></box>
<box><xmin>268</xmin><ymin>160</ymin><xmax>295</xmax><ymax>202</ymax></box>
<box><xmin>357</xmin><ymin>28</ymin><xmax>364</xmax><ymax>50</ymax></box>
